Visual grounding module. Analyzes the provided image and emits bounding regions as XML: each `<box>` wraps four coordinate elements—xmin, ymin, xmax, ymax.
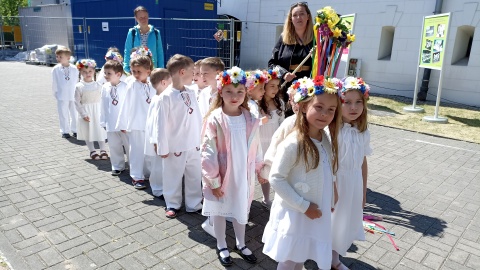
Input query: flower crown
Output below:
<box><xmin>130</xmin><ymin>46</ymin><xmax>152</xmax><ymax>60</ymax></box>
<box><xmin>245</xmin><ymin>69</ymin><xmax>268</xmax><ymax>91</ymax></box>
<box><xmin>217</xmin><ymin>66</ymin><xmax>247</xmax><ymax>91</ymax></box>
<box><xmin>105</xmin><ymin>51</ymin><xmax>123</xmax><ymax>63</ymax></box>
<box><xmin>315</xmin><ymin>6</ymin><xmax>355</xmax><ymax>44</ymax></box>
<box><xmin>76</xmin><ymin>59</ymin><xmax>97</xmax><ymax>69</ymax></box>
<box><xmin>266</xmin><ymin>66</ymin><xmax>282</xmax><ymax>82</ymax></box>
<box><xmin>340</xmin><ymin>77</ymin><xmax>370</xmax><ymax>100</ymax></box>
<box><xmin>290</xmin><ymin>76</ymin><xmax>342</xmax><ymax>103</ymax></box>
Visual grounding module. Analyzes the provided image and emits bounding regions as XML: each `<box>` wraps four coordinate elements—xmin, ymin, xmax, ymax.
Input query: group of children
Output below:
<box><xmin>51</xmin><ymin>45</ymin><xmax>372</xmax><ymax>270</ymax></box>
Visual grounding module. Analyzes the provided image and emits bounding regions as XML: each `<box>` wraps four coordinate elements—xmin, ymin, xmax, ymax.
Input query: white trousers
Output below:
<box><xmin>57</xmin><ymin>100</ymin><xmax>77</xmax><ymax>133</ymax></box>
<box><xmin>163</xmin><ymin>147</ymin><xmax>202</xmax><ymax>211</ymax></box>
<box><xmin>128</xmin><ymin>130</ymin><xmax>149</xmax><ymax>180</ymax></box>
<box><xmin>149</xmin><ymin>155</ymin><xmax>164</xmax><ymax>197</ymax></box>
<box><xmin>107</xmin><ymin>131</ymin><xmax>129</xmax><ymax>171</ymax></box>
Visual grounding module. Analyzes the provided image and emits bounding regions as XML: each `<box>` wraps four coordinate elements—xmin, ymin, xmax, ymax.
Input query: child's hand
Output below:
<box><xmin>121</xmin><ymin>130</ymin><xmax>127</xmax><ymax>133</ymax></box>
<box><xmin>257</xmin><ymin>175</ymin><xmax>268</xmax><ymax>184</ymax></box>
<box><xmin>154</xmin><ymin>144</ymin><xmax>157</xmax><ymax>154</ymax></box>
<box><xmin>161</xmin><ymin>154</ymin><xmax>169</xmax><ymax>158</ymax></box>
<box><xmin>261</xmin><ymin>116</ymin><xmax>268</xmax><ymax>125</ymax></box>
<box><xmin>83</xmin><ymin>116</ymin><xmax>90</xmax><ymax>122</ymax></box>
<box><xmin>212</xmin><ymin>187</ymin><xmax>224</xmax><ymax>199</ymax></box>
<box><xmin>305</xmin><ymin>202</ymin><xmax>322</xmax><ymax>220</ymax></box>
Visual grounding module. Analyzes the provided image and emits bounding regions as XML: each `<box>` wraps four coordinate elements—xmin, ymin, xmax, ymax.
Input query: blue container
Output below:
<box><xmin>70</xmin><ymin>0</ymin><xmax>218</xmax><ymax>67</ymax></box>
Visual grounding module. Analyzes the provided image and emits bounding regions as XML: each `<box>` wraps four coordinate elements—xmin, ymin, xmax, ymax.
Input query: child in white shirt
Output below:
<box><xmin>144</xmin><ymin>68</ymin><xmax>172</xmax><ymax>198</ymax></box>
<box><xmin>52</xmin><ymin>46</ymin><xmax>79</xmax><ymax>138</ymax></box>
<box><xmin>198</xmin><ymin>57</ymin><xmax>225</xmax><ymax>118</ymax></box>
<box><xmin>156</xmin><ymin>54</ymin><xmax>203</xmax><ymax>218</ymax></box>
<box><xmin>191</xmin><ymin>59</ymin><xmax>206</xmax><ymax>97</ymax></box>
<box><xmin>100</xmin><ymin>60</ymin><xmax>129</xmax><ymax>175</ymax></box>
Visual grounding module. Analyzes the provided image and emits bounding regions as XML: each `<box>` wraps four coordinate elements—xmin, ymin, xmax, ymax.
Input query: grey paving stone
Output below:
<box><xmin>85</xmin><ymin>247</ymin><xmax>114</xmax><ymax>268</ymax></box>
<box><xmin>37</xmin><ymin>247</ymin><xmax>64</xmax><ymax>267</ymax></box>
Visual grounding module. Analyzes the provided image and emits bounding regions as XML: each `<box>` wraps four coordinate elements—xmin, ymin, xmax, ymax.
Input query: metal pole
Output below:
<box><xmin>229</xmin><ymin>18</ymin><xmax>234</xmax><ymax>68</ymax></box>
<box><xmin>83</xmin><ymin>17</ymin><xmax>89</xmax><ymax>59</ymax></box>
<box><xmin>0</xmin><ymin>17</ymin><xmax>5</xmax><ymax>60</ymax></box>
<box><xmin>434</xmin><ymin>69</ymin><xmax>444</xmax><ymax>118</ymax></box>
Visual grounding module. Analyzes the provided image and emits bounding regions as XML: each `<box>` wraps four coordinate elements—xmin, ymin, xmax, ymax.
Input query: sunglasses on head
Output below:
<box><xmin>291</xmin><ymin>1</ymin><xmax>308</xmax><ymax>7</ymax></box>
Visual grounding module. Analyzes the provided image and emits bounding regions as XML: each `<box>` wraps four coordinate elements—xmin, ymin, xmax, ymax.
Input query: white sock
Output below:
<box><xmin>232</xmin><ymin>218</ymin><xmax>252</xmax><ymax>255</ymax></box>
<box><xmin>86</xmin><ymin>141</ymin><xmax>95</xmax><ymax>152</ymax></box>
<box><xmin>212</xmin><ymin>216</ymin><xmax>229</xmax><ymax>258</ymax></box>
<box><xmin>98</xmin><ymin>141</ymin><xmax>106</xmax><ymax>151</ymax></box>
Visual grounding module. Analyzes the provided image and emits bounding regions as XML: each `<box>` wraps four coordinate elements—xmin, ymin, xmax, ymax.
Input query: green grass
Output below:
<box><xmin>367</xmin><ymin>95</ymin><xmax>480</xmax><ymax>144</ymax></box>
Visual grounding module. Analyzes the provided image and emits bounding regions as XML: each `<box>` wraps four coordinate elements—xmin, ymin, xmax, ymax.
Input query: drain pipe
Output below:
<box><xmin>417</xmin><ymin>0</ymin><xmax>444</xmax><ymax>101</ymax></box>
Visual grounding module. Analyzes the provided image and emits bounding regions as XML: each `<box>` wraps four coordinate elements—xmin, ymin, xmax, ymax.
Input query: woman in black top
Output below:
<box><xmin>268</xmin><ymin>2</ymin><xmax>314</xmax><ymax>114</ymax></box>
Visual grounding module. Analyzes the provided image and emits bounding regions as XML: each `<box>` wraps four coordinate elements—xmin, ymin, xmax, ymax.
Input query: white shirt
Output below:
<box><xmin>116</xmin><ymin>80</ymin><xmax>156</xmax><ymax>132</ymax></box>
<box><xmin>100</xmin><ymin>81</ymin><xmax>128</xmax><ymax>132</ymax></box>
<box><xmin>52</xmin><ymin>63</ymin><xmax>79</xmax><ymax>101</ymax></box>
<box><xmin>155</xmin><ymin>85</ymin><xmax>202</xmax><ymax>155</ymax></box>
<box><xmin>248</xmin><ymin>99</ymin><xmax>260</xmax><ymax>119</ymax></box>
<box><xmin>198</xmin><ymin>86</ymin><xmax>216</xmax><ymax>118</ymax></box>
<box><xmin>144</xmin><ymin>94</ymin><xmax>161</xmax><ymax>156</ymax></box>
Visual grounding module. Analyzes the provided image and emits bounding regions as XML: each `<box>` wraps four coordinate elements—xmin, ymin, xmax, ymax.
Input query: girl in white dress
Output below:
<box><xmin>74</xmin><ymin>59</ymin><xmax>107</xmax><ymax>160</ymax></box>
<box><xmin>257</xmin><ymin>67</ymin><xmax>285</xmax><ymax>208</ymax></box>
<box><xmin>262</xmin><ymin>76</ymin><xmax>342</xmax><ymax>270</ymax></box>
<box><xmin>201</xmin><ymin>67</ymin><xmax>263</xmax><ymax>267</ymax></box>
<box><xmin>331</xmin><ymin>77</ymin><xmax>372</xmax><ymax>270</ymax></box>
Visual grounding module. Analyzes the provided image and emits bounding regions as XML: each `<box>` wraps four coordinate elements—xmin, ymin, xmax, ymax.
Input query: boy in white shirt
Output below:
<box><xmin>156</xmin><ymin>54</ymin><xmax>203</xmax><ymax>218</ymax></box>
<box><xmin>144</xmin><ymin>68</ymin><xmax>171</xmax><ymax>198</ymax></box>
<box><xmin>191</xmin><ymin>59</ymin><xmax>206</xmax><ymax>97</ymax></box>
<box><xmin>52</xmin><ymin>46</ymin><xmax>79</xmax><ymax>138</ymax></box>
<box><xmin>197</xmin><ymin>57</ymin><xmax>225</xmax><ymax>118</ymax></box>
<box><xmin>100</xmin><ymin>60</ymin><xmax>129</xmax><ymax>176</ymax></box>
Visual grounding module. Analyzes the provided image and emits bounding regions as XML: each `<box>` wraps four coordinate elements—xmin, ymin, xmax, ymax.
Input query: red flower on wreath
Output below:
<box><xmin>294</xmin><ymin>81</ymin><xmax>301</xmax><ymax>89</ymax></box>
<box><xmin>313</xmin><ymin>75</ymin><xmax>324</xmax><ymax>86</ymax></box>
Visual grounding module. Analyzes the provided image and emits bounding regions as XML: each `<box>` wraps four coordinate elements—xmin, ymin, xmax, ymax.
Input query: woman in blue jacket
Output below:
<box><xmin>123</xmin><ymin>6</ymin><xmax>165</xmax><ymax>73</ymax></box>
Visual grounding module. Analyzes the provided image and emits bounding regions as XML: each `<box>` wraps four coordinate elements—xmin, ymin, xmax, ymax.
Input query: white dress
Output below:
<box><xmin>262</xmin><ymin>139</ymin><xmax>333</xmax><ymax>268</ymax></box>
<box><xmin>202</xmin><ymin>113</ymin><xmax>251</xmax><ymax>224</ymax></box>
<box><xmin>259</xmin><ymin>106</ymin><xmax>285</xmax><ymax>157</ymax></box>
<box><xmin>332</xmin><ymin>123</ymin><xmax>373</xmax><ymax>255</ymax></box>
<box><xmin>75</xmin><ymin>81</ymin><xmax>107</xmax><ymax>142</ymax></box>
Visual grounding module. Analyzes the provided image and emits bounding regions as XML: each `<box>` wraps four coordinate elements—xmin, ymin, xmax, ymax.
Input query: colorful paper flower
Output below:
<box><xmin>340</xmin><ymin>76</ymin><xmax>370</xmax><ymax>100</ymax></box>
<box><xmin>130</xmin><ymin>46</ymin><xmax>152</xmax><ymax>60</ymax></box>
<box><xmin>290</xmin><ymin>76</ymin><xmax>341</xmax><ymax>103</ymax></box>
<box><xmin>245</xmin><ymin>69</ymin><xmax>268</xmax><ymax>91</ymax></box>
<box><xmin>76</xmin><ymin>59</ymin><xmax>96</xmax><ymax>69</ymax></box>
<box><xmin>105</xmin><ymin>51</ymin><xmax>123</xmax><ymax>63</ymax></box>
<box><xmin>217</xmin><ymin>66</ymin><xmax>247</xmax><ymax>90</ymax></box>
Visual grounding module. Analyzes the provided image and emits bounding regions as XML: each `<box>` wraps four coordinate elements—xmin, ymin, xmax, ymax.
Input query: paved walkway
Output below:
<box><xmin>0</xmin><ymin>62</ymin><xmax>479</xmax><ymax>270</ymax></box>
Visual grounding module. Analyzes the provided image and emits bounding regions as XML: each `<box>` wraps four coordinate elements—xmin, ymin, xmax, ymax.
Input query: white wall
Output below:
<box><xmin>218</xmin><ymin>0</ymin><xmax>480</xmax><ymax>107</ymax></box>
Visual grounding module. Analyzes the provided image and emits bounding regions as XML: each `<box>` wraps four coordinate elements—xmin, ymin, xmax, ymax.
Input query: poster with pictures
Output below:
<box><xmin>419</xmin><ymin>13</ymin><xmax>450</xmax><ymax>70</ymax></box>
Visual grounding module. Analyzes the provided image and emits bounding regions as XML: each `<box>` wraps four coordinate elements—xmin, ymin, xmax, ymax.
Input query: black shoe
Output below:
<box><xmin>111</xmin><ymin>170</ymin><xmax>123</xmax><ymax>176</ymax></box>
<box><xmin>216</xmin><ymin>248</ymin><xmax>233</xmax><ymax>267</ymax></box>
<box><xmin>233</xmin><ymin>246</ymin><xmax>257</xmax><ymax>264</ymax></box>
<box><xmin>62</xmin><ymin>133</ymin><xmax>71</xmax><ymax>138</ymax></box>
<box><xmin>72</xmin><ymin>133</ymin><xmax>77</xmax><ymax>138</ymax></box>
<box><xmin>154</xmin><ymin>194</ymin><xmax>164</xmax><ymax>200</ymax></box>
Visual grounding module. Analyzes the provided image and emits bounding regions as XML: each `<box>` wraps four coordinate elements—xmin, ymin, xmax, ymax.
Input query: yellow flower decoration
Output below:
<box><xmin>327</xmin><ymin>19</ymin><xmax>337</xmax><ymax>30</ymax></box>
<box><xmin>347</xmin><ymin>34</ymin><xmax>356</xmax><ymax>42</ymax></box>
<box><xmin>307</xmin><ymin>86</ymin><xmax>315</xmax><ymax>96</ymax></box>
<box><xmin>332</xmin><ymin>27</ymin><xmax>342</xmax><ymax>38</ymax></box>
<box><xmin>323</xmin><ymin>78</ymin><xmax>339</xmax><ymax>94</ymax></box>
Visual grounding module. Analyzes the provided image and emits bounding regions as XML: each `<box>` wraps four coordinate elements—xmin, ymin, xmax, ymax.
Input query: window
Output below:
<box><xmin>378</xmin><ymin>26</ymin><xmax>395</xmax><ymax>60</ymax></box>
<box><xmin>452</xmin><ymin>25</ymin><xmax>474</xmax><ymax>65</ymax></box>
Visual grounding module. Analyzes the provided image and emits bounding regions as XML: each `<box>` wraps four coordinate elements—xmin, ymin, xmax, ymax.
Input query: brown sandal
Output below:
<box><xmin>99</xmin><ymin>150</ymin><xmax>109</xmax><ymax>160</ymax></box>
<box><xmin>90</xmin><ymin>151</ymin><xmax>100</xmax><ymax>160</ymax></box>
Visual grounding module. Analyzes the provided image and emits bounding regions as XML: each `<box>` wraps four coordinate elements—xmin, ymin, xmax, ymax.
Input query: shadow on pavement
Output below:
<box><xmin>364</xmin><ymin>189</ymin><xmax>446</xmax><ymax>237</ymax></box>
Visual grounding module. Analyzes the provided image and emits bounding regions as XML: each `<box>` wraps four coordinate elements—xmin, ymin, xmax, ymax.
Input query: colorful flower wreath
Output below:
<box><xmin>76</xmin><ymin>59</ymin><xmax>97</xmax><ymax>69</ymax></box>
<box><xmin>245</xmin><ymin>69</ymin><xmax>268</xmax><ymax>91</ymax></box>
<box><xmin>217</xmin><ymin>66</ymin><xmax>247</xmax><ymax>91</ymax></box>
<box><xmin>105</xmin><ymin>51</ymin><xmax>123</xmax><ymax>63</ymax></box>
<box><xmin>266</xmin><ymin>66</ymin><xmax>282</xmax><ymax>82</ymax></box>
<box><xmin>130</xmin><ymin>46</ymin><xmax>152</xmax><ymax>60</ymax></box>
<box><xmin>291</xmin><ymin>76</ymin><xmax>342</xmax><ymax>103</ymax></box>
<box><xmin>340</xmin><ymin>77</ymin><xmax>370</xmax><ymax>100</ymax></box>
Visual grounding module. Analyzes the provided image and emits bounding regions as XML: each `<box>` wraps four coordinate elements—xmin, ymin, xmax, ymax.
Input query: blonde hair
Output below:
<box><xmin>200</xmin><ymin>57</ymin><xmax>225</xmax><ymax>71</ymax></box>
<box><xmin>204</xmin><ymin>84</ymin><xmax>250</xmax><ymax>120</ymax></box>
<box><xmin>294</xmin><ymin>95</ymin><xmax>342</xmax><ymax>173</ymax></box>
<box><xmin>282</xmin><ymin>3</ymin><xmax>314</xmax><ymax>45</ymax></box>
<box><xmin>130</xmin><ymin>56</ymin><xmax>153</xmax><ymax>71</ymax></box>
<box><xmin>55</xmin><ymin>46</ymin><xmax>71</xmax><ymax>56</ymax></box>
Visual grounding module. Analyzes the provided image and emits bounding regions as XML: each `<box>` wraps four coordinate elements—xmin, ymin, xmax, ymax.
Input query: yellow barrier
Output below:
<box><xmin>2</xmin><ymin>25</ymin><xmax>22</xmax><ymax>44</ymax></box>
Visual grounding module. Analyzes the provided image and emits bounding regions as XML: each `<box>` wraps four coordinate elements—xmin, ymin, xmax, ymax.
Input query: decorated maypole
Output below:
<box><xmin>312</xmin><ymin>6</ymin><xmax>355</xmax><ymax>78</ymax></box>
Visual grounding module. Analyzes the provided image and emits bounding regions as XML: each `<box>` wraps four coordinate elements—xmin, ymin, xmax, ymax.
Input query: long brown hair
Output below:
<box><xmin>259</xmin><ymin>79</ymin><xmax>284</xmax><ymax>117</ymax></box>
<box><xmin>204</xmin><ymin>85</ymin><xmax>250</xmax><ymax>121</ymax></box>
<box><xmin>294</xmin><ymin>94</ymin><xmax>342</xmax><ymax>173</ymax></box>
<box><xmin>282</xmin><ymin>2</ymin><xmax>314</xmax><ymax>45</ymax></box>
